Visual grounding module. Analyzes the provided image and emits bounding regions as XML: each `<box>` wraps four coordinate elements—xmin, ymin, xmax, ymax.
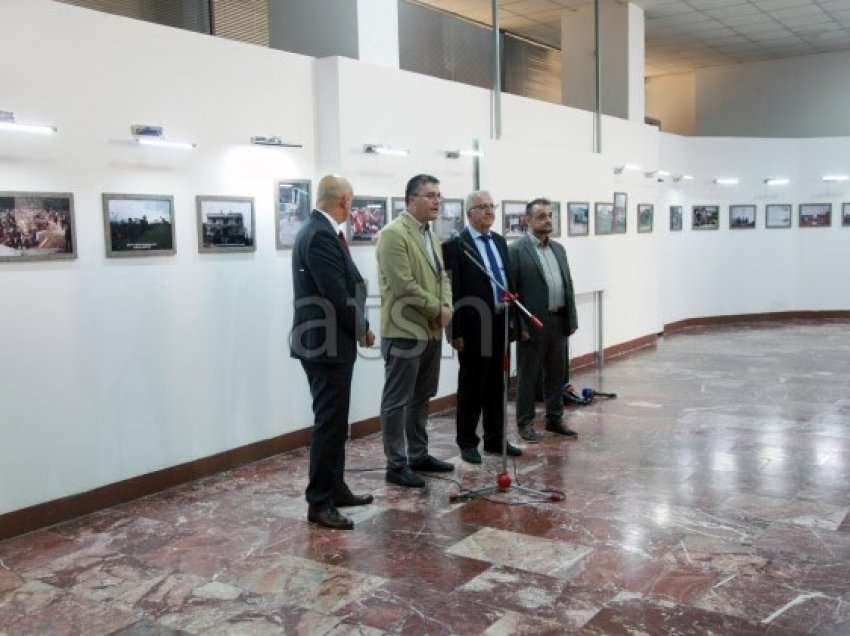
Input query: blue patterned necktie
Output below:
<box><xmin>479</xmin><ymin>234</ymin><xmax>505</xmax><ymax>298</ymax></box>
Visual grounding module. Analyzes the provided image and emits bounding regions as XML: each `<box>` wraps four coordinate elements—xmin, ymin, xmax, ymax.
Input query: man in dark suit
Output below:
<box><xmin>291</xmin><ymin>174</ymin><xmax>375</xmax><ymax>530</ymax></box>
<box><xmin>443</xmin><ymin>191</ymin><xmax>523</xmax><ymax>464</ymax></box>
<box><xmin>508</xmin><ymin>198</ymin><xmax>578</xmax><ymax>443</ymax></box>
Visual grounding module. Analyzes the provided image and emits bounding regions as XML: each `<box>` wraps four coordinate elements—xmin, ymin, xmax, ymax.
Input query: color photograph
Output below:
<box><xmin>435</xmin><ymin>198</ymin><xmax>465</xmax><ymax>241</ymax></box>
<box><xmin>638</xmin><ymin>203</ymin><xmax>654</xmax><ymax>233</ymax></box>
<box><xmin>0</xmin><ymin>192</ymin><xmax>76</xmax><ymax>262</ymax></box>
<box><xmin>842</xmin><ymin>203</ymin><xmax>849</xmax><ymax>227</ymax></box>
<box><xmin>595</xmin><ymin>202</ymin><xmax>614</xmax><ymax>235</ymax></box>
<box><xmin>613</xmin><ymin>192</ymin><xmax>627</xmax><ymax>233</ymax></box>
<box><xmin>669</xmin><ymin>205</ymin><xmax>683</xmax><ymax>231</ymax></box>
<box><xmin>568</xmin><ymin>201</ymin><xmax>589</xmax><ymax>236</ymax></box>
<box><xmin>502</xmin><ymin>200</ymin><xmax>528</xmax><ymax>239</ymax></box>
<box><xmin>276</xmin><ymin>179</ymin><xmax>312</xmax><ymax>249</ymax></box>
<box><xmin>103</xmin><ymin>194</ymin><xmax>175</xmax><ymax>256</ymax></box>
<box><xmin>348</xmin><ymin>196</ymin><xmax>387</xmax><ymax>243</ymax></box>
<box><xmin>799</xmin><ymin>203</ymin><xmax>831</xmax><ymax>227</ymax></box>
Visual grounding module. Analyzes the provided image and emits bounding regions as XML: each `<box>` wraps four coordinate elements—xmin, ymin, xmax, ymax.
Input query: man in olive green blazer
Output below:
<box><xmin>376</xmin><ymin>174</ymin><xmax>454</xmax><ymax>488</ymax></box>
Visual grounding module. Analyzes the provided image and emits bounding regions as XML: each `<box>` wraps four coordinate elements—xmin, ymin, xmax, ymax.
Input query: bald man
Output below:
<box><xmin>291</xmin><ymin>175</ymin><xmax>375</xmax><ymax>530</ymax></box>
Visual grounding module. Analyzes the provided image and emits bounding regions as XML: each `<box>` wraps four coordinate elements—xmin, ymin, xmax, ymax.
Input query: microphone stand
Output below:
<box><xmin>451</xmin><ymin>243</ymin><xmax>562</xmax><ymax>503</ymax></box>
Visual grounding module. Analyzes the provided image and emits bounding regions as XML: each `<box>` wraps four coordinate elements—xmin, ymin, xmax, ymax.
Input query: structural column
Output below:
<box><xmin>561</xmin><ymin>1</ymin><xmax>645</xmax><ymax>124</ymax></box>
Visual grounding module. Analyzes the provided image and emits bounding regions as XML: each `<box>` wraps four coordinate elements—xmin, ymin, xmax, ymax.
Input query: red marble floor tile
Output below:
<box><xmin>579</xmin><ymin>597</ymin><xmax>803</xmax><ymax>636</ymax></box>
<box><xmin>0</xmin><ymin>568</ymin><xmax>23</xmax><ymax>594</ymax></box>
<box><xmin>334</xmin><ymin>579</ymin><xmax>503</xmax><ymax>635</ymax></box>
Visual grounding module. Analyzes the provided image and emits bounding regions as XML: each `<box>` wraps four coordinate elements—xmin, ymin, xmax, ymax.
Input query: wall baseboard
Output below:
<box><xmin>5</xmin><ymin>310</ymin><xmax>845</xmax><ymax>541</ymax></box>
<box><xmin>664</xmin><ymin>310</ymin><xmax>850</xmax><ymax>334</ymax></box>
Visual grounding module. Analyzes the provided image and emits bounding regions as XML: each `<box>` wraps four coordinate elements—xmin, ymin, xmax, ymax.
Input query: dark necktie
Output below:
<box><xmin>422</xmin><ymin>224</ymin><xmax>440</xmax><ymax>273</ymax></box>
<box><xmin>479</xmin><ymin>234</ymin><xmax>505</xmax><ymax>288</ymax></box>
<box><xmin>338</xmin><ymin>230</ymin><xmax>351</xmax><ymax>257</ymax></box>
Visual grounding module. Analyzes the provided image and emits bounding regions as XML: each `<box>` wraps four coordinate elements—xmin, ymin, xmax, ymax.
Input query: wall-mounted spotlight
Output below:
<box><xmin>672</xmin><ymin>174</ymin><xmax>694</xmax><ymax>183</ymax></box>
<box><xmin>250</xmin><ymin>136</ymin><xmax>302</xmax><ymax>148</ymax></box>
<box><xmin>364</xmin><ymin>144</ymin><xmax>409</xmax><ymax>157</ymax></box>
<box><xmin>764</xmin><ymin>177</ymin><xmax>790</xmax><ymax>186</ymax></box>
<box><xmin>132</xmin><ymin>125</ymin><xmax>195</xmax><ymax>150</ymax></box>
<box><xmin>614</xmin><ymin>163</ymin><xmax>642</xmax><ymax>175</ymax></box>
<box><xmin>0</xmin><ymin>110</ymin><xmax>57</xmax><ymax>135</ymax></box>
<box><xmin>713</xmin><ymin>177</ymin><xmax>739</xmax><ymax>186</ymax></box>
<box><xmin>822</xmin><ymin>174</ymin><xmax>849</xmax><ymax>182</ymax></box>
<box><xmin>445</xmin><ymin>149</ymin><xmax>483</xmax><ymax>159</ymax></box>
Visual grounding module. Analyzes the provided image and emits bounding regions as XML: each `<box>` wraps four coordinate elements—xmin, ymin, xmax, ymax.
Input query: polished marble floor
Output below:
<box><xmin>2</xmin><ymin>320</ymin><xmax>850</xmax><ymax>635</ymax></box>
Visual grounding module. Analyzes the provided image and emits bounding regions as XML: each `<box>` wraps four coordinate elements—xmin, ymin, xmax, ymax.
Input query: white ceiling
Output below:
<box><xmin>413</xmin><ymin>0</ymin><xmax>850</xmax><ymax>76</ymax></box>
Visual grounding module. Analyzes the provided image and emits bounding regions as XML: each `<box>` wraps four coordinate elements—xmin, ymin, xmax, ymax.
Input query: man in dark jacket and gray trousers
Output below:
<box><xmin>508</xmin><ymin>198</ymin><xmax>578</xmax><ymax>443</ymax></box>
<box><xmin>291</xmin><ymin>174</ymin><xmax>375</xmax><ymax>530</ymax></box>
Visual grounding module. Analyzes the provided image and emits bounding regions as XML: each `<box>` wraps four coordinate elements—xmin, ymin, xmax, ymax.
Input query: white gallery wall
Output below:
<box><xmin>0</xmin><ymin>0</ymin><xmax>848</xmax><ymax>517</ymax></box>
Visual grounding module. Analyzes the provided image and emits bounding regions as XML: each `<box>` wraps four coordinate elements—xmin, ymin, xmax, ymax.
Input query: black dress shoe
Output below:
<box><xmin>307</xmin><ymin>505</ymin><xmax>354</xmax><ymax>530</ymax></box>
<box><xmin>483</xmin><ymin>442</ymin><xmax>523</xmax><ymax>457</ymax></box>
<box><xmin>385</xmin><ymin>466</ymin><xmax>426</xmax><ymax>488</ymax></box>
<box><xmin>545</xmin><ymin>421</ymin><xmax>578</xmax><ymax>437</ymax></box>
<box><xmin>334</xmin><ymin>491</ymin><xmax>374</xmax><ymax>507</ymax></box>
<box><xmin>518</xmin><ymin>424</ymin><xmax>542</xmax><ymax>443</ymax></box>
<box><xmin>409</xmin><ymin>455</ymin><xmax>455</xmax><ymax>472</ymax></box>
<box><xmin>460</xmin><ymin>447</ymin><xmax>482</xmax><ymax>464</ymax></box>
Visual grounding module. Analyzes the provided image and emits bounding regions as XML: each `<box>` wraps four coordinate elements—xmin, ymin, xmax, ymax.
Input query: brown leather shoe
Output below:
<box><xmin>307</xmin><ymin>505</ymin><xmax>354</xmax><ymax>530</ymax></box>
<box><xmin>545</xmin><ymin>421</ymin><xmax>578</xmax><ymax>438</ymax></box>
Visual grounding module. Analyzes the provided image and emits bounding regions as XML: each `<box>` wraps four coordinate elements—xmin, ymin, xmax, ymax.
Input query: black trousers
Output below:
<box><xmin>456</xmin><ymin>312</ymin><xmax>507</xmax><ymax>450</ymax></box>
<box><xmin>300</xmin><ymin>360</ymin><xmax>354</xmax><ymax>508</ymax></box>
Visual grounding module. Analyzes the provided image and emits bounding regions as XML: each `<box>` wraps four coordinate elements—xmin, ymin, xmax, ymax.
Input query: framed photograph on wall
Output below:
<box><xmin>436</xmin><ymin>198</ymin><xmax>465</xmax><ymax>241</ymax></box>
<box><xmin>502</xmin><ymin>200</ymin><xmax>528</xmax><ymax>239</ymax></box>
<box><xmin>347</xmin><ymin>196</ymin><xmax>387</xmax><ymax>243</ymax></box>
<box><xmin>391</xmin><ymin>197</ymin><xmax>406</xmax><ymax>220</ymax></box>
<box><xmin>103</xmin><ymin>194</ymin><xmax>175</xmax><ymax>257</ymax></box>
<box><xmin>842</xmin><ymin>203</ymin><xmax>850</xmax><ymax>227</ymax></box>
<box><xmin>276</xmin><ymin>179</ymin><xmax>311</xmax><ymax>249</ymax></box>
<box><xmin>567</xmin><ymin>202</ymin><xmax>589</xmax><ymax>236</ymax></box>
<box><xmin>765</xmin><ymin>204</ymin><xmax>792</xmax><ymax>229</ymax></box>
<box><xmin>0</xmin><ymin>192</ymin><xmax>76</xmax><ymax>262</ymax></box>
<box><xmin>729</xmin><ymin>204</ymin><xmax>756</xmax><ymax>229</ymax></box>
<box><xmin>669</xmin><ymin>205</ymin><xmax>683</xmax><ymax>231</ymax></box>
<box><xmin>799</xmin><ymin>203</ymin><xmax>831</xmax><ymax>227</ymax></box>
<box><xmin>549</xmin><ymin>201</ymin><xmax>562</xmax><ymax>238</ymax></box>
<box><xmin>692</xmin><ymin>205</ymin><xmax>719</xmax><ymax>230</ymax></box>
<box><xmin>595</xmin><ymin>202</ymin><xmax>614</xmax><ymax>235</ymax></box>
<box><xmin>637</xmin><ymin>204</ymin><xmax>654</xmax><ymax>233</ymax></box>
<box><xmin>613</xmin><ymin>192</ymin><xmax>627</xmax><ymax>233</ymax></box>
<box><xmin>196</xmin><ymin>196</ymin><xmax>255</xmax><ymax>253</ymax></box>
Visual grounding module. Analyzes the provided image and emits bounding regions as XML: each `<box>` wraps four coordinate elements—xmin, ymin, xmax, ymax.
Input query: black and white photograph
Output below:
<box><xmin>799</xmin><ymin>203</ymin><xmax>831</xmax><ymax>227</ymax></box>
<box><xmin>435</xmin><ymin>198</ymin><xmax>465</xmax><ymax>241</ymax></box>
<box><xmin>276</xmin><ymin>179</ymin><xmax>311</xmax><ymax>249</ymax></box>
<box><xmin>670</xmin><ymin>205</ymin><xmax>683</xmax><ymax>231</ymax></box>
<box><xmin>502</xmin><ymin>200</ymin><xmax>529</xmax><ymax>239</ymax></box>
<box><xmin>595</xmin><ymin>202</ymin><xmax>614</xmax><ymax>235</ymax></box>
<box><xmin>196</xmin><ymin>196</ymin><xmax>255</xmax><ymax>253</ymax></box>
<box><xmin>549</xmin><ymin>201</ymin><xmax>562</xmax><ymax>238</ymax></box>
<box><xmin>347</xmin><ymin>196</ymin><xmax>387</xmax><ymax>243</ymax></box>
<box><xmin>692</xmin><ymin>205</ymin><xmax>720</xmax><ymax>230</ymax></box>
<box><xmin>766</xmin><ymin>204</ymin><xmax>792</xmax><ymax>229</ymax></box>
<box><xmin>567</xmin><ymin>201</ymin><xmax>589</xmax><ymax>236</ymax></box>
<box><xmin>638</xmin><ymin>203</ymin><xmax>654</xmax><ymax>233</ymax></box>
<box><xmin>841</xmin><ymin>203</ymin><xmax>850</xmax><ymax>227</ymax></box>
<box><xmin>391</xmin><ymin>197</ymin><xmax>406</xmax><ymax>220</ymax></box>
<box><xmin>103</xmin><ymin>194</ymin><xmax>175</xmax><ymax>257</ymax></box>
<box><xmin>0</xmin><ymin>192</ymin><xmax>76</xmax><ymax>262</ymax></box>
<box><xmin>613</xmin><ymin>192</ymin><xmax>627</xmax><ymax>233</ymax></box>
<box><xmin>729</xmin><ymin>204</ymin><xmax>756</xmax><ymax>229</ymax></box>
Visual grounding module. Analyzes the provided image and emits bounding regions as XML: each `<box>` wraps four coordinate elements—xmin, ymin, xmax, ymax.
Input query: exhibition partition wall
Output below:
<box><xmin>1</xmin><ymin>0</ymin><xmax>848</xmax><ymax>525</ymax></box>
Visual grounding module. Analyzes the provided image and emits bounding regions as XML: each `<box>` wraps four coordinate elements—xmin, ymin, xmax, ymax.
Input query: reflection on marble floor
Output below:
<box><xmin>2</xmin><ymin>320</ymin><xmax>850</xmax><ymax>634</ymax></box>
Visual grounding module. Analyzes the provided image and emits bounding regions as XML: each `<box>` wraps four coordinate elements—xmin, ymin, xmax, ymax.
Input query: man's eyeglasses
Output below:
<box><xmin>417</xmin><ymin>192</ymin><xmax>442</xmax><ymax>201</ymax></box>
<box><xmin>470</xmin><ymin>203</ymin><xmax>498</xmax><ymax>211</ymax></box>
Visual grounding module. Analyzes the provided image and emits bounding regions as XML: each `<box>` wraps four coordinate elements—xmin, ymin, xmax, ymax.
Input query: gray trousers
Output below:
<box><xmin>516</xmin><ymin>312</ymin><xmax>566</xmax><ymax>428</ymax></box>
<box><xmin>380</xmin><ymin>337</ymin><xmax>441</xmax><ymax>470</ymax></box>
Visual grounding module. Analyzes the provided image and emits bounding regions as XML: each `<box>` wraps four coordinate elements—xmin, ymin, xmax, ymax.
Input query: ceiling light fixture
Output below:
<box><xmin>250</xmin><ymin>135</ymin><xmax>302</xmax><ymax>148</ymax></box>
<box><xmin>614</xmin><ymin>163</ymin><xmax>642</xmax><ymax>175</ymax></box>
<box><xmin>764</xmin><ymin>177</ymin><xmax>790</xmax><ymax>186</ymax></box>
<box><xmin>0</xmin><ymin>110</ymin><xmax>57</xmax><ymax>135</ymax></box>
<box><xmin>132</xmin><ymin>125</ymin><xmax>195</xmax><ymax>150</ymax></box>
<box><xmin>446</xmin><ymin>149</ymin><xmax>483</xmax><ymax>159</ymax></box>
<box><xmin>822</xmin><ymin>174</ymin><xmax>849</xmax><ymax>182</ymax></box>
<box><xmin>364</xmin><ymin>144</ymin><xmax>409</xmax><ymax>157</ymax></box>
<box><xmin>673</xmin><ymin>174</ymin><xmax>694</xmax><ymax>183</ymax></box>
<box><xmin>713</xmin><ymin>177</ymin><xmax>739</xmax><ymax>185</ymax></box>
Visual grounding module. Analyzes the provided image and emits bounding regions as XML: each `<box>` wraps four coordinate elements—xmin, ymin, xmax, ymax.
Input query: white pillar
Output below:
<box><xmin>356</xmin><ymin>0</ymin><xmax>399</xmax><ymax>69</ymax></box>
<box><xmin>561</xmin><ymin>1</ymin><xmax>645</xmax><ymax>123</ymax></box>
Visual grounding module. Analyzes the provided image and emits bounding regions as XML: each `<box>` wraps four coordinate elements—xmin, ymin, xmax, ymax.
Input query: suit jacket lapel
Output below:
<box><xmin>461</xmin><ymin>228</ymin><xmax>485</xmax><ymax>270</ymax></box>
<box><xmin>313</xmin><ymin>209</ymin><xmax>362</xmax><ymax>282</ymax></box>
<box><xmin>552</xmin><ymin>242</ymin><xmax>570</xmax><ymax>288</ymax></box>
<box><xmin>402</xmin><ymin>213</ymin><xmax>439</xmax><ymax>274</ymax></box>
<box><xmin>522</xmin><ymin>234</ymin><xmax>547</xmax><ymax>284</ymax></box>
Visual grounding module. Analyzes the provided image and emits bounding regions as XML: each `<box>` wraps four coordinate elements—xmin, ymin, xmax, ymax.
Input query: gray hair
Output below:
<box><xmin>317</xmin><ymin>174</ymin><xmax>352</xmax><ymax>207</ymax></box>
<box><xmin>465</xmin><ymin>190</ymin><xmax>492</xmax><ymax>214</ymax></box>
